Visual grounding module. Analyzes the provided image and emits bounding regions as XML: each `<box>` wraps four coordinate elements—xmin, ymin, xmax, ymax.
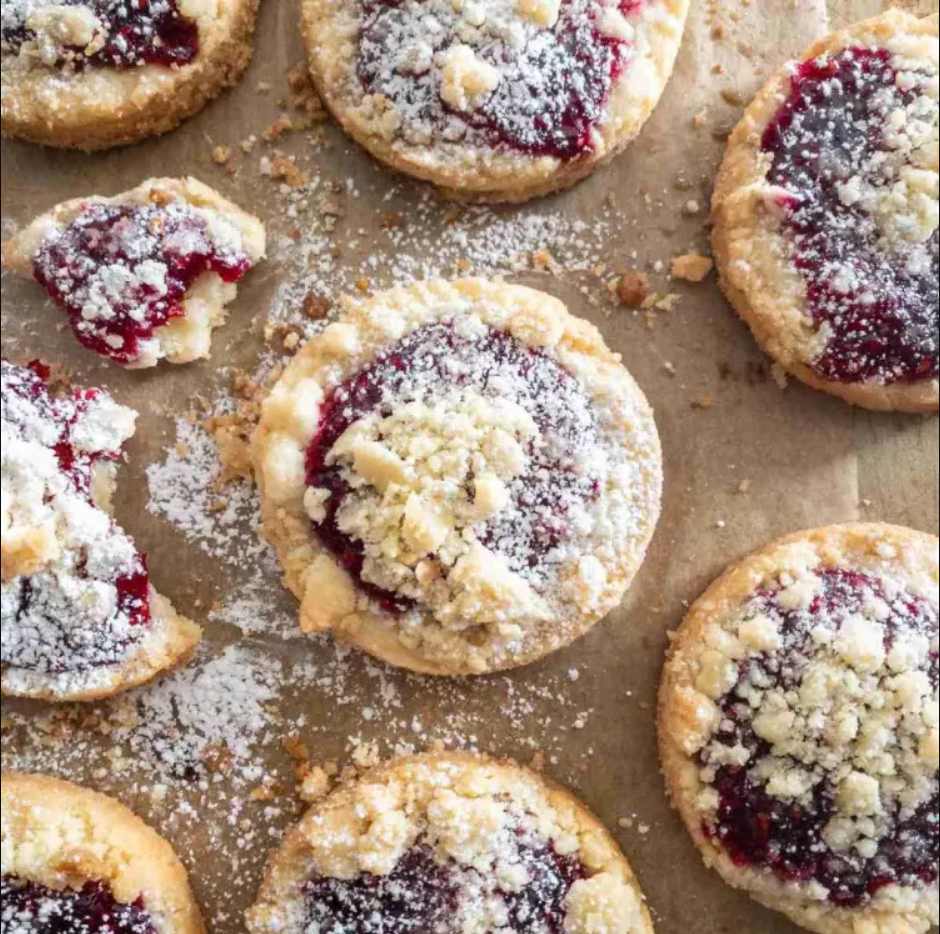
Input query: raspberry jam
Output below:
<box><xmin>1</xmin><ymin>876</ymin><xmax>159</xmax><ymax>934</ymax></box>
<box><xmin>305</xmin><ymin>321</ymin><xmax>600</xmax><ymax>614</ymax></box>
<box><xmin>357</xmin><ymin>0</ymin><xmax>646</xmax><ymax>159</ymax></box>
<box><xmin>1</xmin><ymin>0</ymin><xmax>199</xmax><ymax>69</ymax></box>
<box><xmin>33</xmin><ymin>201</ymin><xmax>251</xmax><ymax>367</ymax></box>
<box><xmin>0</xmin><ymin>360</ymin><xmax>151</xmax><ymax>673</ymax></box>
<box><xmin>761</xmin><ymin>48</ymin><xmax>939</xmax><ymax>385</ymax></box>
<box><xmin>703</xmin><ymin>569</ymin><xmax>939</xmax><ymax>907</ymax></box>
<box><xmin>303</xmin><ymin>839</ymin><xmax>583</xmax><ymax>932</ymax></box>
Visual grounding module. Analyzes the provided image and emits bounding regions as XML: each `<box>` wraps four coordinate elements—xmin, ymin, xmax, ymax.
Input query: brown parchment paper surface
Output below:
<box><xmin>1</xmin><ymin>0</ymin><xmax>938</xmax><ymax>932</ymax></box>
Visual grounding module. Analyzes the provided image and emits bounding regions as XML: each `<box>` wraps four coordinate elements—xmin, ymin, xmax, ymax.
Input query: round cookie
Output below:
<box><xmin>2</xmin><ymin>177</ymin><xmax>266</xmax><ymax>369</ymax></box>
<box><xmin>659</xmin><ymin>524</ymin><xmax>939</xmax><ymax>934</ymax></box>
<box><xmin>252</xmin><ymin>278</ymin><xmax>662</xmax><ymax>675</ymax></box>
<box><xmin>1</xmin><ymin>0</ymin><xmax>260</xmax><ymax>151</ymax></box>
<box><xmin>1</xmin><ymin>773</ymin><xmax>205</xmax><ymax>934</ymax></box>
<box><xmin>1</xmin><ymin>360</ymin><xmax>202</xmax><ymax>701</ymax></box>
<box><xmin>301</xmin><ymin>0</ymin><xmax>690</xmax><ymax>203</ymax></box>
<box><xmin>248</xmin><ymin>751</ymin><xmax>655</xmax><ymax>934</ymax></box>
<box><xmin>712</xmin><ymin>11</ymin><xmax>939</xmax><ymax>413</ymax></box>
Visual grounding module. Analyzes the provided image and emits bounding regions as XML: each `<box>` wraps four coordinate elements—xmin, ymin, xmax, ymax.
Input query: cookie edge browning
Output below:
<box><xmin>251</xmin><ymin>278</ymin><xmax>663</xmax><ymax>676</ymax></box>
<box><xmin>711</xmin><ymin>10</ymin><xmax>940</xmax><ymax>414</ymax></box>
<box><xmin>246</xmin><ymin>750</ymin><xmax>656</xmax><ymax>934</ymax></box>
<box><xmin>657</xmin><ymin>522</ymin><xmax>940</xmax><ymax>934</ymax></box>
<box><xmin>300</xmin><ymin>0</ymin><xmax>690</xmax><ymax>204</ymax></box>
<box><xmin>0</xmin><ymin>772</ymin><xmax>206</xmax><ymax>934</ymax></box>
<box><xmin>0</xmin><ymin>0</ymin><xmax>260</xmax><ymax>151</ymax></box>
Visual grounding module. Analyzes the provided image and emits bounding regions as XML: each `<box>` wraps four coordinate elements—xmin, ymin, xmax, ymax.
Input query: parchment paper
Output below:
<box><xmin>1</xmin><ymin>1</ymin><xmax>938</xmax><ymax>932</ymax></box>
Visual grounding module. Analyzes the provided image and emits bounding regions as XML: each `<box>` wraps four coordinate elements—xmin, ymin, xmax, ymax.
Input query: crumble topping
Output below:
<box><xmin>1</xmin><ymin>360</ymin><xmax>151</xmax><ymax>679</ymax></box>
<box><xmin>1</xmin><ymin>0</ymin><xmax>200</xmax><ymax>70</ymax></box>
<box><xmin>354</xmin><ymin>0</ymin><xmax>654</xmax><ymax>159</ymax></box>
<box><xmin>31</xmin><ymin>194</ymin><xmax>254</xmax><ymax>368</ymax></box>
<box><xmin>761</xmin><ymin>40</ymin><xmax>939</xmax><ymax>385</ymax></box>
<box><xmin>304</xmin><ymin>319</ymin><xmax>611</xmax><ymax>634</ymax></box>
<box><xmin>251</xmin><ymin>758</ymin><xmax>644</xmax><ymax>934</ymax></box>
<box><xmin>694</xmin><ymin>567</ymin><xmax>939</xmax><ymax>907</ymax></box>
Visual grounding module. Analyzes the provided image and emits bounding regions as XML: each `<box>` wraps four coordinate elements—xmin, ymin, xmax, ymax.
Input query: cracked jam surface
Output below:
<box><xmin>33</xmin><ymin>201</ymin><xmax>251</xmax><ymax>367</ymax></box>
<box><xmin>1</xmin><ymin>0</ymin><xmax>199</xmax><ymax>69</ymax></box>
<box><xmin>305</xmin><ymin>321</ymin><xmax>602</xmax><ymax>616</ymax></box>
<box><xmin>701</xmin><ymin>569</ymin><xmax>939</xmax><ymax>907</ymax></box>
<box><xmin>762</xmin><ymin>47</ymin><xmax>939</xmax><ymax>385</ymax></box>
<box><xmin>0</xmin><ymin>876</ymin><xmax>158</xmax><ymax>934</ymax></box>
<box><xmin>303</xmin><ymin>838</ymin><xmax>583</xmax><ymax>933</ymax></box>
<box><xmin>1</xmin><ymin>360</ymin><xmax>150</xmax><ymax>676</ymax></box>
<box><xmin>357</xmin><ymin>0</ymin><xmax>647</xmax><ymax>159</ymax></box>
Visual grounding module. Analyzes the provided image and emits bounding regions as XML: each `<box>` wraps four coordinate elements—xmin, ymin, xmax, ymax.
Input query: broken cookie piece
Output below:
<box><xmin>1</xmin><ymin>359</ymin><xmax>201</xmax><ymax>701</ymax></box>
<box><xmin>3</xmin><ymin>177</ymin><xmax>265</xmax><ymax>369</ymax></box>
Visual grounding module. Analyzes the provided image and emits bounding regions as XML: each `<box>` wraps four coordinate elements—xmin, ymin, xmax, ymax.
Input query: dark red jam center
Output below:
<box><xmin>357</xmin><ymin>0</ymin><xmax>645</xmax><ymax>159</ymax></box>
<box><xmin>1</xmin><ymin>876</ymin><xmax>158</xmax><ymax>934</ymax></box>
<box><xmin>1</xmin><ymin>0</ymin><xmax>199</xmax><ymax>69</ymax></box>
<box><xmin>305</xmin><ymin>321</ymin><xmax>600</xmax><ymax>615</ymax></box>
<box><xmin>33</xmin><ymin>202</ymin><xmax>251</xmax><ymax>366</ymax></box>
<box><xmin>303</xmin><ymin>838</ymin><xmax>584</xmax><ymax>933</ymax></box>
<box><xmin>761</xmin><ymin>48</ymin><xmax>939</xmax><ymax>385</ymax></box>
<box><xmin>0</xmin><ymin>360</ymin><xmax>151</xmax><ymax>673</ymax></box>
<box><xmin>703</xmin><ymin>569</ymin><xmax>939</xmax><ymax>907</ymax></box>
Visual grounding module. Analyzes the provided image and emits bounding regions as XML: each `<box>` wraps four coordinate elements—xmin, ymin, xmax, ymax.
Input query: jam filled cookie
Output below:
<box><xmin>248</xmin><ymin>752</ymin><xmax>655</xmax><ymax>934</ymax></box>
<box><xmin>1</xmin><ymin>0</ymin><xmax>260</xmax><ymax>150</ymax></box>
<box><xmin>712</xmin><ymin>11</ymin><xmax>939</xmax><ymax>413</ymax></box>
<box><xmin>659</xmin><ymin>524</ymin><xmax>939</xmax><ymax>934</ymax></box>
<box><xmin>3</xmin><ymin>178</ymin><xmax>266</xmax><ymax>369</ymax></box>
<box><xmin>301</xmin><ymin>0</ymin><xmax>689</xmax><ymax>202</ymax></box>
<box><xmin>1</xmin><ymin>773</ymin><xmax>205</xmax><ymax>934</ymax></box>
<box><xmin>1</xmin><ymin>360</ymin><xmax>202</xmax><ymax>701</ymax></box>
<box><xmin>253</xmin><ymin>279</ymin><xmax>662</xmax><ymax>675</ymax></box>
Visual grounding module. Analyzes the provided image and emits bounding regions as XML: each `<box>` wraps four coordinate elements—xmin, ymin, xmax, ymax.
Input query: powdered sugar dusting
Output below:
<box><xmin>146</xmin><ymin>414</ymin><xmax>266</xmax><ymax>563</ymax></box>
<box><xmin>1</xmin><ymin>361</ymin><xmax>151</xmax><ymax>693</ymax></box>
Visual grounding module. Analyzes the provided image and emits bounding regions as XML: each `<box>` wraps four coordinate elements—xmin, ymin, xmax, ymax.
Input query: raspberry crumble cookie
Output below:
<box><xmin>1</xmin><ymin>773</ymin><xmax>205</xmax><ymax>934</ymax></box>
<box><xmin>253</xmin><ymin>279</ymin><xmax>662</xmax><ymax>675</ymax></box>
<box><xmin>1</xmin><ymin>0</ymin><xmax>260</xmax><ymax>150</ymax></box>
<box><xmin>712</xmin><ymin>11</ymin><xmax>939</xmax><ymax>413</ymax></box>
<box><xmin>301</xmin><ymin>0</ymin><xmax>689</xmax><ymax>202</ymax></box>
<box><xmin>659</xmin><ymin>524</ymin><xmax>939</xmax><ymax>934</ymax></box>
<box><xmin>248</xmin><ymin>752</ymin><xmax>654</xmax><ymax>934</ymax></box>
<box><xmin>3</xmin><ymin>178</ymin><xmax>266</xmax><ymax>369</ymax></box>
<box><xmin>1</xmin><ymin>360</ymin><xmax>202</xmax><ymax>701</ymax></box>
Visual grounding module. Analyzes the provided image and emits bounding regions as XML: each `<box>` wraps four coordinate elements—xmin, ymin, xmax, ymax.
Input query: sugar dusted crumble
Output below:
<box><xmin>1</xmin><ymin>360</ymin><xmax>151</xmax><ymax>688</ymax></box>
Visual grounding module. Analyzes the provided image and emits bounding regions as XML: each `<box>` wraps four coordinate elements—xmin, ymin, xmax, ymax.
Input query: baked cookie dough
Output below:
<box><xmin>253</xmin><ymin>279</ymin><xmax>662</xmax><ymax>675</ymax></box>
<box><xmin>301</xmin><ymin>0</ymin><xmax>689</xmax><ymax>202</ymax></box>
<box><xmin>2</xmin><ymin>177</ymin><xmax>266</xmax><ymax>369</ymax></box>
<box><xmin>1</xmin><ymin>0</ymin><xmax>260</xmax><ymax>150</ymax></box>
<box><xmin>248</xmin><ymin>751</ymin><xmax>655</xmax><ymax>934</ymax></box>
<box><xmin>1</xmin><ymin>360</ymin><xmax>202</xmax><ymax>701</ymax></box>
<box><xmin>712</xmin><ymin>11</ymin><xmax>939</xmax><ymax>413</ymax></box>
<box><xmin>659</xmin><ymin>524</ymin><xmax>939</xmax><ymax>934</ymax></box>
<box><xmin>1</xmin><ymin>773</ymin><xmax>205</xmax><ymax>934</ymax></box>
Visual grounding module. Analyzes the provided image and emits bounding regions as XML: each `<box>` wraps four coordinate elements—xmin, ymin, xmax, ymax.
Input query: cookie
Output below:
<box><xmin>659</xmin><ymin>523</ymin><xmax>939</xmax><ymax>934</ymax></box>
<box><xmin>248</xmin><ymin>751</ymin><xmax>655</xmax><ymax>934</ymax></box>
<box><xmin>2</xmin><ymin>177</ymin><xmax>266</xmax><ymax>369</ymax></box>
<box><xmin>252</xmin><ymin>278</ymin><xmax>662</xmax><ymax>675</ymax></box>
<box><xmin>301</xmin><ymin>0</ymin><xmax>689</xmax><ymax>203</ymax></box>
<box><xmin>1</xmin><ymin>772</ymin><xmax>205</xmax><ymax>934</ymax></box>
<box><xmin>712</xmin><ymin>11</ymin><xmax>939</xmax><ymax>413</ymax></box>
<box><xmin>1</xmin><ymin>360</ymin><xmax>202</xmax><ymax>701</ymax></box>
<box><xmin>1</xmin><ymin>0</ymin><xmax>260</xmax><ymax>150</ymax></box>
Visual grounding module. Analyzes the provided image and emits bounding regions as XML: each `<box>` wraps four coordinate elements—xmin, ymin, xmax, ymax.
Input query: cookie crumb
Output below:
<box><xmin>672</xmin><ymin>253</ymin><xmax>714</xmax><ymax>282</ymax></box>
<box><xmin>615</xmin><ymin>271</ymin><xmax>650</xmax><ymax>308</ymax></box>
